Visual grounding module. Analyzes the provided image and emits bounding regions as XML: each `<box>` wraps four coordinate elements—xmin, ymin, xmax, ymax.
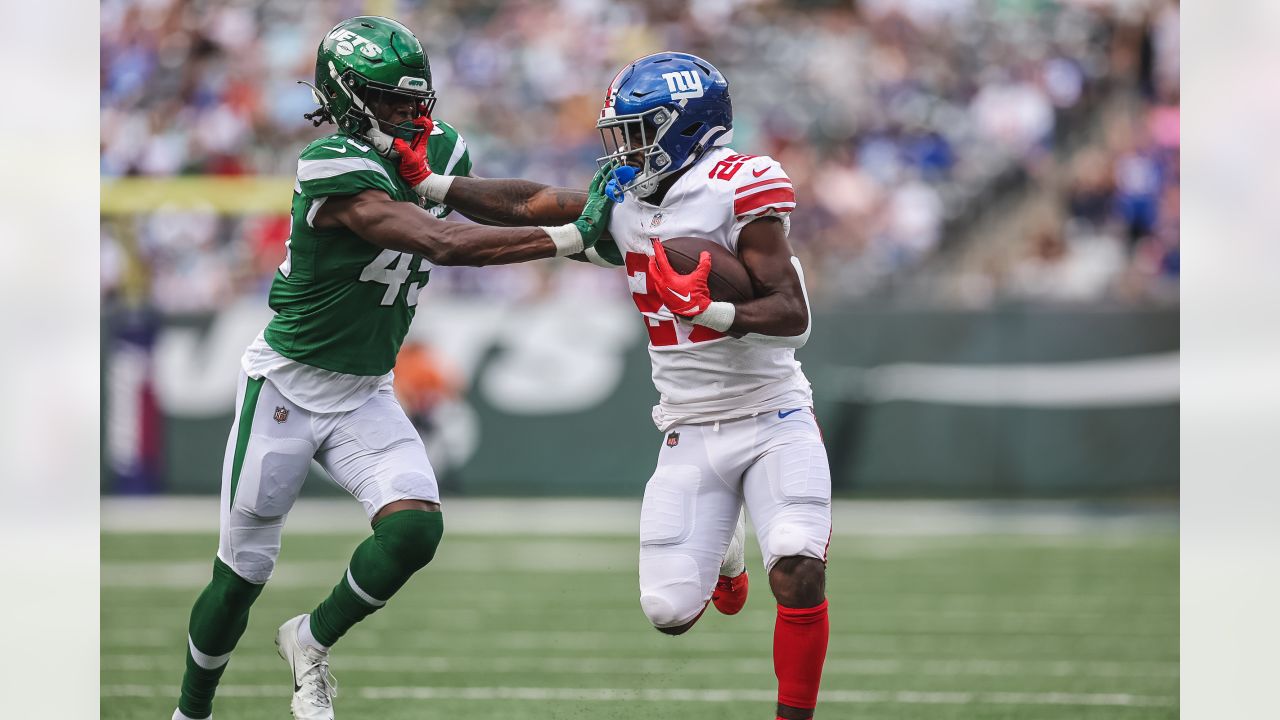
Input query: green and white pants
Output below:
<box><xmin>217</xmin><ymin>371</ymin><xmax>440</xmax><ymax>583</ymax></box>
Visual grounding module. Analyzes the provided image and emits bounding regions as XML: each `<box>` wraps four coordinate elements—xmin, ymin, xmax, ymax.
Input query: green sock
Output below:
<box><xmin>309</xmin><ymin>509</ymin><xmax>443</xmax><ymax>647</ymax></box>
<box><xmin>178</xmin><ymin>558</ymin><xmax>264</xmax><ymax>718</ymax></box>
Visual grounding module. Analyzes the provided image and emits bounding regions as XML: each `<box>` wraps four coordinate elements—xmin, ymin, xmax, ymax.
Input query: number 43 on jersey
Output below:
<box><xmin>361</xmin><ymin>249</ymin><xmax>433</xmax><ymax>306</ymax></box>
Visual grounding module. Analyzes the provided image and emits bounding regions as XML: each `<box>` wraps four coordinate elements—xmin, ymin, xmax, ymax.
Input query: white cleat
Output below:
<box><xmin>275</xmin><ymin>615</ymin><xmax>338</xmax><ymax>719</ymax></box>
<box><xmin>172</xmin><ymin>710</ymin><xmax>208</xmax><ymax>720</ymax></box>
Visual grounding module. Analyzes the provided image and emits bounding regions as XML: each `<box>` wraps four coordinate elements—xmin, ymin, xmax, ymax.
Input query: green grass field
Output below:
<box><xmin>102</xmin><ymin>504</ymin><xmax>1177</xmax><ymax>719</ymax></box>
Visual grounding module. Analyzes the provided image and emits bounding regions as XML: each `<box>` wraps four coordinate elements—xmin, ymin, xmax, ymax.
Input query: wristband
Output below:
<box><xmin>541</xmin><ymin>224</ymin><xmax>583</xmax><ymax>257</ymax></box>
<box><xmin>412</xmin><ymin>174</ymin><xmax>455</xmax><ymax>204</ymax></box>
<box><xmin>691</xmin><ymin>301</ymin><xmax>735</xmax><ymax>332</ymax></box>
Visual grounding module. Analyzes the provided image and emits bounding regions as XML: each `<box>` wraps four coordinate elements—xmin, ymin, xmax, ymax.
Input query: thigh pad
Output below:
<box><xmin>639</xmin><ymin>464</ymin><xmax>701</xmax><ymax>547</ymax></box>
<box><xmin>234</xmin><ymin>435</ymin><xmax>314</xmax><ymax>518</ymax></box>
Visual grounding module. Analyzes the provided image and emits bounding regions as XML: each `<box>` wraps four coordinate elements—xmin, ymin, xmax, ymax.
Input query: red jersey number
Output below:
<box><xmin>625</xmin><ymin>250</ymin><xmax>725</xmax><ymax>346</ymax></box>
<box><xmin>626</xmin><ymin>251</ymin><xmax>678</xmax><ymax>347</ymax></box>
<box><xmin>708</xmin><ymin>154</ymin><xmax>758</xmax><ymax>181</ymax></box>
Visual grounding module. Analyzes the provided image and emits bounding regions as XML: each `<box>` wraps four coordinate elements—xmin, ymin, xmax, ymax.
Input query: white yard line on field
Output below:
<box><xmin>101</xmin><ymin>550</ymin><xmax>632</xmax><ymax>587</ymax></box>
<box><xmin>102</xmin><ymin>497</ymin><xmax>1177</xmax><ymax>536</ymax></box>
<box><xmin>102</xmin><ymin>652</ymin><xmax>1179</xmax><ymax>678</ymax></box>
<box><xmin>100</xmin><ymin>683</ymin><xmax>1177</xmax><ymax>708</ymax></box>
<box><xmin>101</xmin><ymin>627</ymin><xmax>1178</xmax><ymax>654</ymax></box>
<box><xmin>101</xmin><ymin>602</ymin><xmax>1177</xmax><ymax>628</ymax></box>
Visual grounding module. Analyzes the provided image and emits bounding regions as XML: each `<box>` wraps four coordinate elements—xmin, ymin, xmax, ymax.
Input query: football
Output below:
<box><xmin>656</xmin><ymin>236</ymin><xmax>755</xmax><ymax>303</ymax></box>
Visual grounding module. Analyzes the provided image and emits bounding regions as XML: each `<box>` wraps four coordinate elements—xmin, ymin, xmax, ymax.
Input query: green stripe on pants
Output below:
<box><xmin>229</xmin><ymin>376</ymin><xmax>265</xmax><ymax>509</ymax></box>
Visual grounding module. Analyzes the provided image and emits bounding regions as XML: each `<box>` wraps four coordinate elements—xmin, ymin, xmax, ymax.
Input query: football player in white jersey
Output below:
<box><xmin>387</xmin><ymin>51</ymin><xmax>831</xmax><ymax>720</ymax></box>
<box><xmin>589</xmin><ymin>52</ymin><xmax>832</xmax><ymax>720</ymax></box>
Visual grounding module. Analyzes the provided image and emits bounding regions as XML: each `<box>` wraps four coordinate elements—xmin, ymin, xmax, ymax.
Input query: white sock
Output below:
<box><xmin>720</xmin><ymin>512</ymin><xmax>747</xmax><ymax>577</ymax></box>
<box><xmin>296</xmin><ymin>614</ymin><xmax>329</xmax><ymax>651</ymax></box>
<box><xmin>172</xmin><ymin>709</ymin><xmax>207</xmax><ymax>720</ymax></box>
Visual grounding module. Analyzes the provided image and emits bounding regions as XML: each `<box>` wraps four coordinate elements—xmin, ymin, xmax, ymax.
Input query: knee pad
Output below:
<box><xmin>373</xmin><ymin>509</ymin><xmax>444</xmax><ymax>572</ymax></box>
<box><xmin>766</xmin><ymin>523</ymin><xmax>810</xmax><ymax>561</ymax></box>
<box><xmin>222</xmin><ymin>523</ymin><xmax>284</xmax><ymax>584</ymax></box>
<box><xmin>761</xmin><ymin>511</ymin><xmax>831</xmax><ymax>572</ymax></box>
<box><xmin>638</xmin><ymin>551</ymin><xmax>706</xmax><ymax>629</ymax></box>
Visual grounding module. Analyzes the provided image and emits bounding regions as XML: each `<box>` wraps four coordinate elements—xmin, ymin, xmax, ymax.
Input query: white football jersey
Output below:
<box><xmin>607</xmin><ymin>146</ymin><xmax>813</xmax><ymax>431</ymax></box>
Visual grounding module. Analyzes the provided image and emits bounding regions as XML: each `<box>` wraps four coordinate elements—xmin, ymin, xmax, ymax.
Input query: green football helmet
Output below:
<box><xmin>305</xmin><ymin>16</ymin><xmax>436</xmax><ymax>154</ymax></box>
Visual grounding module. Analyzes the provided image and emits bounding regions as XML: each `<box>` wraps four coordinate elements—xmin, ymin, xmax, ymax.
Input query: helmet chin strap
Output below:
<box><xmin>632</xmin><ymin>176</ymin><xmax>661</xmax><ymax>198</ymax></box>
<box><xmin>328</xmin><ymin>61</ymin><xmax>397</xmax><ymax>157</ymax></box>
<box><xmin>364</xmin><ymin>123</ymin><xmax>396</xmax><ymax>157</ymax></box>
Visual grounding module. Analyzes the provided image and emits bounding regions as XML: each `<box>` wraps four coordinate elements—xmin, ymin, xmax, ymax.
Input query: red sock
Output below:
<box><xmin>774</xmin><ymin>599</ymin><xmax>829</xmax><ymax>713</ymax></box>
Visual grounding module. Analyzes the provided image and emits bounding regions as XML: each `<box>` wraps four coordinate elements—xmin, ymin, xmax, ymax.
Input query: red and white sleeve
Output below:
<box><xmin>729</xmin><ymin>157</ymin><xmax>795</xmax><ymax>248</ymax></box>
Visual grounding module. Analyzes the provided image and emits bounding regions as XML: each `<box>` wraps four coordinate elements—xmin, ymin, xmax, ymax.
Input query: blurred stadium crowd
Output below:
<box><xmin>100</xmin><ymin>0</ymin><xmax>1179</xmax><ymax>312</ymax></box>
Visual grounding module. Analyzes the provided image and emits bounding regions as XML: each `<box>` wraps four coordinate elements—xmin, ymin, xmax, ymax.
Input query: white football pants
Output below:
<box><xmin>216</xmin><ymin>371</ymin><xmax>440</xmax><ymax>583</ymax></box>
<box><xmin>638</xmin><ymin>408</ymin><xmax>832</xmax><ymax>628</ymax></box>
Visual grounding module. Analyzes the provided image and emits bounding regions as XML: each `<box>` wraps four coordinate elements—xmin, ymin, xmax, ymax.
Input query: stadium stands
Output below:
<box><xmin>101</xmin><ymin>0</ymin><xmax>1179</xmax><ymax>310</ymax></box>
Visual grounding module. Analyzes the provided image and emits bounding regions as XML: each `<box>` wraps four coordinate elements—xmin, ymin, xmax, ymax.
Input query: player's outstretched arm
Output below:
<box><xmin>441</xmin><ymin>177</ymin><xmax>589</xmax><ymax>227</ymax></box>
<box><xmin>391</xmin><ymin>119</ymin><xmax>589</xmax><ymax>226</ymax></box>
<box><xmin>430</xmin><ymin>177</ymin><xmax>624</xmax><ymax>268</ymax></box>
<box><xmin>314</xmin><ymin>189</ymin><xmax>610</xmax><ymax>267</ymax></box>
<box><xmin>650</xmin><ymin>217</ymin><xmax>811</xmax><ymax>346</ymax></box>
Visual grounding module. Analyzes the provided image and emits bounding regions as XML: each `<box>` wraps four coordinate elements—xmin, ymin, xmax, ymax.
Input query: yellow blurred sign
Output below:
<box><xmin>101</xmin><ymin>177</ymin><xmax>295</xmax><ymax>215</ymax></box>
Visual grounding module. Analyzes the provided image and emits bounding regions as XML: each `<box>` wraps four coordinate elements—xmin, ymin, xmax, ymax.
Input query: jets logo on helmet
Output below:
<box><xmin>596</xmin><ymin>52</ymin><xmax>733</xmax><ymax>199</ymax></box>
<box><xmin>328</xmin><ymin>27</ymin><xmax>383</xmax><ymax>57</ymax></box>
<box><xmin>302</xmin><ymin>16</ymin><xmax>437</xmax><ymax>156</ymax></box>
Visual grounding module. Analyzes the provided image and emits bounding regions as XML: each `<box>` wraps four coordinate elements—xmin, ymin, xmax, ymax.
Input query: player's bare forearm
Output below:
<box><xmin>446</xmin><ymin>177</ymin><xmax>588</xmax><ymax>226</ymax></box>
<box><xmin>728</xmin><ymin>217</ymin><xmax>810</xmax><ymax>338</ymax></box>
<box><xmin>726</xmin><ymin>289</ymin><xmax>809</xmax><ymax>337</ymax></box>
<box><xmin>319</xmin><ymin>190</ymin><xmax>559</xmax><ymax>266</ymax></box>
<box><xmin>420</xmin><ymin>222</ymin><xmax>559</xmax><ymax>266</ymax></box>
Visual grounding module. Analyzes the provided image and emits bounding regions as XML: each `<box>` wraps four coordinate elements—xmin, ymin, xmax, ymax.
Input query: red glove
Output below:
<box><xmin>392</xmin><ymin>114</ymin><xmax>435</xmax><ymax>186</ymax></box>
<box><xmin>648</xmin><ymin>238</ymin><xmax>712</xmax><ymax>317</ymax></box>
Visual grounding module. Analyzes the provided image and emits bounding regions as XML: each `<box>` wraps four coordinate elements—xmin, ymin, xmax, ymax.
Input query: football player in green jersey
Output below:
<box><xmin>172</xmin><ymin>16</ymin><xmax>615</xmax><ymax>720</ymax></box>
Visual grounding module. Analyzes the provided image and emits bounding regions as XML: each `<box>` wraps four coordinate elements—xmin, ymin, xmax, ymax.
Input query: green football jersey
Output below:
<box><xmin>264</xmin><ymin>121</ymin><xmax>473</xmax><ymax>376</ymax></box>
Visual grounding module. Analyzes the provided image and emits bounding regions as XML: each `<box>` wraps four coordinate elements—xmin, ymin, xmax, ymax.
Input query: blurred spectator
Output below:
<box><xmin>1066</xmin><ymin>148</ymin><xmax>1115</xmax><ymax>230</ymax></box>
<box><xmin>968</xmin><ymin>69</ymin><xmax>1054</xmax><ymax>158</ymax></box>
<box><xmin>1006</xmin><ymin>218</ymin><xmax>1127</xmax><ymax>303</ymax></box>
<box><xmin>394</xmin><ymin>341</ymin><xmax>463</xmax><ymax>431</ymax></box>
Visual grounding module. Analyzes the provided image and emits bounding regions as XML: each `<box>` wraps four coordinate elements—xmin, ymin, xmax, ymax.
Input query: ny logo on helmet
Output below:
<box><xmin>662</xmin><ymin>71</ymin><xmax>704</xmax><ymax>101</ymax></box>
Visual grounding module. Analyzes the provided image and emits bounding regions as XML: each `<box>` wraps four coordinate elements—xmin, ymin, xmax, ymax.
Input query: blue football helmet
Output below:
<box><xmin>597</xmin><ymin>52</ymin><xmax>733</xmax><ymax>199</ymax></box>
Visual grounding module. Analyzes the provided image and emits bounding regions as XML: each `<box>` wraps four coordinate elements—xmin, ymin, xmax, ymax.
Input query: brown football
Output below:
<box><xmin>657</xmin><ymin>236</ymin><xmax>755</xmax><ymax>302</ymax></box>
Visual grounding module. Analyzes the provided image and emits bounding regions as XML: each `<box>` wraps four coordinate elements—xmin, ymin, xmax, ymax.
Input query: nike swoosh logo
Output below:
<box><xmin>669</xmin><ymin>290</ymin><xmax>692</xmax><ymax>302</ymax></box>
<box><xmin>321</xmin><ymin>145</ymin><xmax>347</xmax><ymax>153</ymax></box>
<box><xmin>778</xmin><ymin>408</ymin><xmax>803</xmax><ymax>418</ymax></box>
<box><xmin>752</xmin><ymin>166</ymin><xmax>771</xmax><ymax>177</ymax></box>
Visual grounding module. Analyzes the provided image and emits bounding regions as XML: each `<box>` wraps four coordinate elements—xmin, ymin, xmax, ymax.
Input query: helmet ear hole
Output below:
<box><xmin>680</xmin><ymin>122</ymin><xmax>705</xmax><ymax>138</ymax></box>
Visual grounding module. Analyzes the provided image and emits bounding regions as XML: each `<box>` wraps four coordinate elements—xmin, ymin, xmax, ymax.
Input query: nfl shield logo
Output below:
<box><xmin>650</xmin><ymin>212</ymin><xmax>664</xmax><ymax>228</ymax></box>
<box><xmin>666</xmin><ymin>432</ymin><xmax>680</xmax><ymax>447</ymax></box>
<box><xmin>273</xmin><ymin>406</ymin><xmax>289</xmax><ymax>424</ymax></box>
